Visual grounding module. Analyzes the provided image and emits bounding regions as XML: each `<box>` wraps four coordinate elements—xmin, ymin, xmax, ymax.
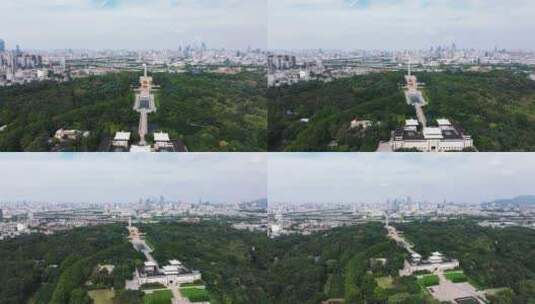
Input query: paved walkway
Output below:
<box><xmin>415</xmin><ymin>104</ymin><xmax>427</xmax><ymax>127</ymax></box>
<box><xmin>171</xmin><ymin>287</ymin><xmax>190</xmax><ymax>304</ymax></box>
<box><xmin>428</xmin><ymin>271</ymin><xmax>485</xmax><ymax>303</ymax></box>
<box><xmin>138</xmin><ymin>110</ymin><xmax>148</xmax><ymax>145</ymax></box>
<box><xmin>386</xmin><ymin>225</ymin><xmax>416</xmax><ymax>255</ymax></box>
<box><xmin>376</xmin><ymin>141</ymin><xmax>393</xmax><ymax>152</ymax></box>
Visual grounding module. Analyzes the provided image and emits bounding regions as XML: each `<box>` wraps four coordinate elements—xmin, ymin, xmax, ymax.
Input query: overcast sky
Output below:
<box><xmin>268</xmin><ymin>153</ymin><xmax>535</xmax><ymax>204</ymax></box>
<box><xmin>0</xmin><ymin>153</ymin><xmax>266</xmax><ymax>204</ymax></box>
<box><xmin>269</xmin><ymin>0</ymin><xmax>535</xmax><ymax>50</ymax></box>
<box><xmin>0</xmin><ymin>0</ymin><xmax>267</xmax><ymax>50</ymax></box>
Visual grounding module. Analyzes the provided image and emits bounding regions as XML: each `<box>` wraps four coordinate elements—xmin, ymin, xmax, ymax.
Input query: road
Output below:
<box><xmin>128</xmin><ymin>226</ymin><xmax>157</xmax><ymax>266</ymax></box>
<box><xmin>415</xmin><ymin>104</ymin><xmax>427</xmax><ymax>127</ymax></box>
<box><xmin>404</xmin><ymin>89</ymin><xmax>427</xmax><ymax>126</ymax></box>
<box><xmin>138</xmin><ymin>111</ymin><xmax>148</xmax><ymax>145</ymax></box>
<box><xmin>386</xmin><ymin>225</ymin><xmax>417</xmax><ymax>255</ymax></box>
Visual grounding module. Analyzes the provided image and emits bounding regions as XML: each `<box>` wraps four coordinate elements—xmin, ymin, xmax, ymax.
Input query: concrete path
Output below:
<box><xmin>138</xmin><ymin>111</ymin><xmax>148</xmax><ymax>145</ymax></box>
<box><xmin>415</xmin><ymin>104</ymin><xmax>427</xmax><ymax>127</ymax></box>
<box><xmin>427</xmin><ymin>271</ymin><xmax>485</xmax><ymax>303</ymax></box>
<box><xmin>376</xmin><ymin>141</ymin><xmax>393</xmax><ymax>152</ymax></box>
<box><xmin>386</xmin><ymin>225</ymin><xmax>416</xmax><ymax>255</ymax></box>
<box><xmin>171</xmin><ymin>287</ymin><xmax>190</xmax><ymax>304</ymax></box>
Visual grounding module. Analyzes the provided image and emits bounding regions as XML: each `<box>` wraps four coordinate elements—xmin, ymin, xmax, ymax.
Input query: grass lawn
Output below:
<box><xmin>445</xmin><ymin>271</ymin><xmax>468</xmax><ymax>283</ymax></box>
<box><xmin>418</xmin><ymin>275</ymin><xmax>440</xmax><ymax>287</ymax></box>
<box><xmin>375</xmin><ymin>276</ymin><xmax>394</xmax><ymax>289</ymax></box>
<box><xmin>143</xmin><ymin>289</ymin><xmax>173</xmax><ymax>304</ymax></box>
<box><xmin>88</xmin><ymin>289</ymin><xmax>116</xmax><ymax>304</ymax></box>
<box><xmin>180</xmin><ymin>287</ymin><xmax>210</xmax><ymax>302</ymax></box>
<box><xmin>181</xmin><ymin>281</ymin><xmax>205</xmax><ymax>288</ymax></box>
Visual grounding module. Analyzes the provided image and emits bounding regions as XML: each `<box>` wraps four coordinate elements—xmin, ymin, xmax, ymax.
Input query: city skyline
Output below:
<box><xmin>0</xmin><ymin>0</ymin><xmax>267</xmax><ymax>50</ymax></box>
<box><xmin>268</xmin><ymin>0</ymin><xmax>535</xmax><ymax>50</ymax></box>
<box><xmin>268</xmin><ymin>153</ymin><xmax>535</xmax><ymax>204</ymax></box>
<box><xmin>0</xmin><ymin>153</ymin><xmax>267</xmax><ymax>204</ymax></box>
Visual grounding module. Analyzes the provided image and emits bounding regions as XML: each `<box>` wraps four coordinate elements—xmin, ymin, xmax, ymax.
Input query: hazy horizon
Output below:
<box><xmin>268</xmin><ymin>0</ymin><xmax>535</xmax><ymax>51</ymax></box>
<box><xmin>0</xmin><ymin>0</ymin><xmax>267</xmax><ymax>50</ymax></box>
<box><xmin>268</xmin><ymin>153</ymin><xmax>535</xmax><ymax>205</ymax></box>
<box><xmin>0</xmin><ymin>153</ymin><xmax>267</xmax><ymax>204</ymax></box>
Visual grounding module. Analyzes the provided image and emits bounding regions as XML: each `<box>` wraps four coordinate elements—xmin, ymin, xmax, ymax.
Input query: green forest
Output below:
<box><xmin>268</xmin><ymin>70</ymin><xmax>535</xmax><ymax>151</ymax></box>
<box><xmin>0</xmin><ymin>221</ymin><xmax>415</xmax><ymax>304</ymax></box>
<box><xmin>141</xmin><ymin>221</ymin><xmax>416</xmax><ymax>304</ymax></box>
<box><xmin>0</xmin><ymin>71</ymin><xmax>266</xmax><ymax>152</ymax></box>
<box><xmin>398</xmin><ymin>220</ymin><xmax>535</xmax><ymax>303</ymax></box>
<box><xmin>0</xmin><ymin>224</ymin><xmax>143</xmax><ymax>304</ymax></box>
<box><xmin>2</xmin><ymin>221</ymin><xmax>534</xmax><ymax>304</ymax></box>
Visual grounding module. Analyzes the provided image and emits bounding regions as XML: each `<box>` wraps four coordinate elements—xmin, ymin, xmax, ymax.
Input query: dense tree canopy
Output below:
<box><xmin>0</xmin><ymin>224</ymin><xmax>142</xmax><ymax>304</ymax></box>
<box><xmin>268</xmin><ymin>70</ymin><xmax>535</xmax><ymax>151</ymax></box>
<box><xmin>141</xmin><ymin>221</ymin><xmax>418</xmax><ymax>304</ymax></box>
<box><xmin>398</xmin><ymin>220</ymin><xmax>535</xmax><ymax>303</ymax></box>
<box><xmin>0</xmin><ymin>71</ymin><xmax>266</xmax><ymax>151</ymax></box>
<box><xmin>2</xmin><ymin>220</ymin><xmax>533</xmax><ymax>304</ymax></box>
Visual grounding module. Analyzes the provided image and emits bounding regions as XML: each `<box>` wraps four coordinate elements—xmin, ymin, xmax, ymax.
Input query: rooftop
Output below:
<box><xmin>405</xmin><ymin>119</ymin><xmax>419</xmax><ymax>126</ymax></box>
<box><xmin>154</xmin><ymin>132</ymin><xmax>170</xmax><ymax>142</ymax></box>
<box><xmin>130</xmin><ymin>145</ymin><xmax>152</xmax><ymax>152</ymax></box>
<box><xmin>114</xmin><ymin>131</ymin><xmax>131</xmax><ymax>141</ymax></box>
<box><xmin>423</xmin><ymin>127</ymin><xmax>444</xmax><ymax>139</ymax></box>
<box><xmin>436</xmin><ymin>118</ymin><xmax>451</xmax><ymax>126</ymax></box>
<box><xmin>169</xmin><ymin>259</ymin><xmax>182</xmax><ymax>266</ymax></box>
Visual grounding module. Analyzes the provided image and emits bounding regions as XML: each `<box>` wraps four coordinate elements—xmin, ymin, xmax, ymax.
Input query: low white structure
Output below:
<box><xmin>391</xmin><ymin>119</ymin><xmax>473</xmax><ymax>152</ymax></box>
<box><xmin>153</xmin><ymin>132</ymin><xmax>175</xmax><ymax>152</ymax></box>
<box><xmin>54</xmin><ymin>129</ymin><xmax>89</xmax><ymax>141</ymax></box>
<box><xmin>111</xmin><ymin>131</ymin><xmax>131</xmax><ymax>151</ymax></box>
<box><xmin>428</xmin><ymin>252</ymin><xmax>444</xmax><ymax>264</ymax></box>
<box><xmin>268</xmin><ymin>223</ymin><xmax>283</xmax><ymax>238</ymax></box>
<box><xmin>137</xmin><ymin>259</ymin><xmax>201</xmax><ymax>286</ymax></box>
<box><xmin>350</xmin><ymin>118</ymin><xmax>372</xmax><ymax>130</ymax></box>
<box><xmin>402</xmin><ymin>251</ymin><xmax>459</xmax><ymax>276</ymax></box>
<box><xmin>130</xmin><ymin>145</ymin><xmax>152</xmax><ymax>152</ymax></box>
<box><xmin>411</xmin><ymin>253</ymin><xmax>422</xmax><ymax>264</ymax></box>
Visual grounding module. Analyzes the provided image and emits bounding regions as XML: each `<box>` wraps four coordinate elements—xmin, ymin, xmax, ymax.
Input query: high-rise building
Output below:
<box><xmin>0</xmin><ymin>39</ymin><xmax>5</xmax><ymax>52</ymax></box>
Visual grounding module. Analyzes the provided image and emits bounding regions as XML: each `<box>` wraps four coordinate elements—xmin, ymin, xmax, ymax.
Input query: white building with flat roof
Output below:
<box><xmin>111</xmin><ymin>131</ymin><xmax>131</xmax><ymax>151</ymax></box>
<box><xmin>153</xmin><ymin>131</ymin><xmax>175</xmax><ymax>152</ymax></box>
<box><xmin>391</xmin><ymin>119</ymin><xmax>473</xmax><ymax>152</ymax></box>
<box><xmin>401</xmin><ymin>251</ymin><xmax>459</xmax><ymax>276</ymax></box>
<box><xmin>137</xmin><ymin>259</ymin><xmax>201</xmax><ymax>286</ymax></box>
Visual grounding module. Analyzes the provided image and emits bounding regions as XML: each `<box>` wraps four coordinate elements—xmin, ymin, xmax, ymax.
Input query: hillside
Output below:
<box><xmin>484</xmin><ymin>195</ymin><xmax>535</xmax><ymax>208</ymax></box>
<box><xmin>398</xmin><ymin>220</ymin><xmax>535</xmax><ymax>303</ymax></box>
<box><xmin>0</xmin><ymin>71</ymin><xmax>267</xmax><ymax>151</ymax></box>
<box><xmin>268</xmin><ymin>70</ymin><xmax>535</xmax><ymax>151</ymax></box>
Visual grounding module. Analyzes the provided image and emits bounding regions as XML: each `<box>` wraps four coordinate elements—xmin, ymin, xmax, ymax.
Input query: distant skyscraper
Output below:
<box><xmin>0</xmin><ymin>39</ymin><xmax>5</xmax><ymax>52</ymax></box>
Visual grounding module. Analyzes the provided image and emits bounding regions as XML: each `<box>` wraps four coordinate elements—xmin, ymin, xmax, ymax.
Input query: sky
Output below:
<box><xmin>0</xmin><ymin>153</ymin><xmax>267</xmax><ymax>204</ymax></box>
<box><xmin>0</xmin><ymin>0</ymin><xmax>267</xmax><ymax>50</ymax></box>
<box><xmin>268</xmin><ymin>153</ymin><xmax>535</xmax><ymax>204</ymax></box>
<box><xmin>268</xmin><ymin>0</ymin><xmax>535</xmax><ymax>50</ymax></box>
